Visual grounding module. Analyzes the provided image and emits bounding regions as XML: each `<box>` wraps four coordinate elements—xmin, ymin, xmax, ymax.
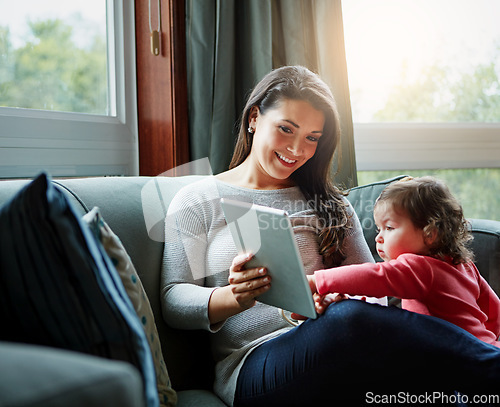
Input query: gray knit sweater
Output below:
<box><xmin>160</xmin><ymin>177</ymin><xmax>374</xmax><ymax>405</ymax></box>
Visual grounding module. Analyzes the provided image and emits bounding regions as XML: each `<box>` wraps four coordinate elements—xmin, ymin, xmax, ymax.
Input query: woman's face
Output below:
<box><xmin>247</xmin><ymin>98</ymin><xmax>325</xmax><ymax>185</ymax></box>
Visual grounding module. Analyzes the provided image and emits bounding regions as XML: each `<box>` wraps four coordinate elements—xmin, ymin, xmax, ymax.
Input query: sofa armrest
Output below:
<box><xmin>469</xmin><ymin>219</ymin><xmax>500</xmax><ymax>295</ymax></box>
<box><xmin>0</xmin><ymin>342</ymin><xmax>144</xmax><ymax>407</ymax></box>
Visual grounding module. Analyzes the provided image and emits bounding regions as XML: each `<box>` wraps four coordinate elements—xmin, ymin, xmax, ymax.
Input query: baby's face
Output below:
<box><xmin>373</xmin><ymin>203</ymin><xmax>429</xmax><ymax>262</ymax></box>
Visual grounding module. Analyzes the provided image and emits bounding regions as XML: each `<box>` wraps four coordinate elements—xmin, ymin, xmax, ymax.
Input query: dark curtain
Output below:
<box><xmin>186</xmin><ymin>0</ymin><xmax>358</xmax><ymax>188</ymax></box>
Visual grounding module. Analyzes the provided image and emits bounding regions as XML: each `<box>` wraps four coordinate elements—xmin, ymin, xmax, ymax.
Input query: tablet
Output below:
<box><xmin>220</xmin><ymin>198</ymin><xmax>317</xmax><ymax>319</ymax></box>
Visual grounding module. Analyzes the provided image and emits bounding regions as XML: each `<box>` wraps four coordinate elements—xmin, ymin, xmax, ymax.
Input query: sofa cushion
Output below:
<box><xmin>0</xmin><ymin>173</ymin><xmax>158</xmax><ymax>407</ymax></box>
<box><xmin>0</xmin><ymin>175</ymin><xmax>216</xmax><ymax>393</ymax></box>
<box><xmin>83</xmin><ymin>207</ymin><xmax>177</xmax><ymax>407</ymax></box>
<box><xmin>53</xmin><ymin>176</ymin><xmax>215</xmax><ymax>391</ymax></box>
<box><xmin>0</xmin><ymin>342</ymin><xmax>144</xmax><ymax>407</ymax></box>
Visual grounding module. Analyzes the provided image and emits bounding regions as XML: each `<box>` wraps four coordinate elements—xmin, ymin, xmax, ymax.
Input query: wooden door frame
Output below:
<box><xmin>135</xmin><ymin>0</ymin><xmax>189</xmax><ymax>176</ymax></box>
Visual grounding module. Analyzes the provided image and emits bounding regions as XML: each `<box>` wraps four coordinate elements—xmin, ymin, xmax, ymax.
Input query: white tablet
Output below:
<box><xmin>220</xmin><ymin>198</ymin><xmax>317</xmax><ymax>319</ymax></box>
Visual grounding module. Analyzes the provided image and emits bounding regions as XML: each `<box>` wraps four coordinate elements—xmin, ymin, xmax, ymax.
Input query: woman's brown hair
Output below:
<box><xmin>375</xmin><ymin>176</ymin><xmax>474</xmax><ymax>264</ymax></box>
<box><xmin>230</xmin><ymin>66</ymin><xmax>350</xmax><ymax>267</ymax></box>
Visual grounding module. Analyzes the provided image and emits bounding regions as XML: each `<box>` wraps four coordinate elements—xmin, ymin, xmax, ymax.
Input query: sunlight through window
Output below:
<box><xmin>342</xmin><ymin>0</ymin><xmax>500</xmax><ymax>123</ymax></box>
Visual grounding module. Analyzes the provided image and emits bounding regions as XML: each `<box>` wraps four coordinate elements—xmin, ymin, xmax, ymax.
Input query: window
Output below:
<box><xmin>0</xmin><ymin>1</ymin><xmax>110</xmax><ymax>115</ymax></box>
<box><xmin>343</xmin><ymin>0</ymin><xmax>500</xmax><ymax>125</ymax></box>
<box><xmin>358</xmin><ymin>169</ymin><xmax>500</xmax><ymax>220</ymax></box>
<box><xmin>342</xmin><ymin>0</ymin><xmax>500</xmax><ymax>220</ymax></box>
<box><xmin>0</xmin><ymin>1</ymin><xmax>137</xmax><ymax>178</ymax></box>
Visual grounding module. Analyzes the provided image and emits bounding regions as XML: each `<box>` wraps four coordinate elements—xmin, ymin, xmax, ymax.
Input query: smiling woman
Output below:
<box><xmin>161</xmin><ymin>65</ymin><xmax>381</xmax><ymax>405</ymax></box>
<box><xmin>232</xmin><ymin>98</ymin><xmax>325</xmax><ymax>189</ymax></box>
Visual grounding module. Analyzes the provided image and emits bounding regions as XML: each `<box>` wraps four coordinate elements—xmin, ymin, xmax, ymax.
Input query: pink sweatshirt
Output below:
<box><xmin>315</xmin><ymin>253</ymin><xmax>500</xmax><ymax>347</ymax></box>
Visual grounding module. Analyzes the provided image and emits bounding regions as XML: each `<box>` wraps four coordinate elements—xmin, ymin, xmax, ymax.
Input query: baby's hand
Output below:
<box><xmin>314</xmin><ymin>292</ymin><xmax>347</xmax><ymax>314</ymax></box>
<box><xmin>307</xmin><ymin>275</ymin><xmax>347</xmax><ymax>315</ymax></box>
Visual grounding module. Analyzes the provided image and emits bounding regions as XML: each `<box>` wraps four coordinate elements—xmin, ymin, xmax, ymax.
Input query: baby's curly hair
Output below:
<box><xmin>375</xmin><ymin>176</ymin><xmax>474</xmax><ymax>264</ymax></box>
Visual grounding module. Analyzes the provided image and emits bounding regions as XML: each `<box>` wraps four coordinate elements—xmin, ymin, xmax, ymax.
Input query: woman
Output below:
<box><xmin>161</xmin><ymin>66</ymin><xmax>500</xmax><ymax>406</ymax></box>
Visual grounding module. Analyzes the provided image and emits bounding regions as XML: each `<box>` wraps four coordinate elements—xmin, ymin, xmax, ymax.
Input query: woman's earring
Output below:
<box><xmin>248</xmin><ymin>127</ymin><xmax>254</xmax><ymax>134</ymax></box>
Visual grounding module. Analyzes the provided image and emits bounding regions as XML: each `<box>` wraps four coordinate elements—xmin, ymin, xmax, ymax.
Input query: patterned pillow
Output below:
<box><xmin>0</xmin><ymin>173</ymin><xmax>158</xmax><ymax>407</ymax></box>
<box><xmin>83</xmin><ymin>207</ymin><xmax>177</xmax><ymax>407</ymax></box>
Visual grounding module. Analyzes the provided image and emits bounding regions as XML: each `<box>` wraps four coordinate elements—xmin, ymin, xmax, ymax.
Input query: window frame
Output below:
<box><xmin>354</xmin><ymin>123</ymin><xmax>500</xmax><ymax>171</ymax></box>
<box><xmin>0</xmin><ymin>0</ymin><xmax>138</xmax><ymax>179</ymax></box>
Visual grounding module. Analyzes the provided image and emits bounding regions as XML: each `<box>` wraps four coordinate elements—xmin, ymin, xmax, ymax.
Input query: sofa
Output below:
<box><xmin>0</xmin><ymin>174</ymin><xmax>498</xmax><ymax>407</ymax></box>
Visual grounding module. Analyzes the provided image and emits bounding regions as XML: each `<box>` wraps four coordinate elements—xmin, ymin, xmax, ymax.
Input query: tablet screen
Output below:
<box><xmin>221</xmin><ymin>198</ymin><xmax>317</xmax><ymax>319</ymax></box>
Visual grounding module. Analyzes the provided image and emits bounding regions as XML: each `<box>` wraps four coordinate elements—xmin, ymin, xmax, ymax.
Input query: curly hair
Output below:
<box><xmin>375</xmin><ymin>176</ymin><xmax>474</xmax><ymax>264</ymax></box>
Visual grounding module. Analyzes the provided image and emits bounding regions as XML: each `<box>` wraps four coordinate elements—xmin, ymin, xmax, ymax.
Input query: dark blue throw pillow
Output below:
<box><xmin>0</xmin><ymin>173</ymin><xmax>158</xmax><ymax>407</ymax></box>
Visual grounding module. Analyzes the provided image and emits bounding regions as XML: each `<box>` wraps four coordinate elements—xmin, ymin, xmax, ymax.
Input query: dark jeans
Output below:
<box><xmin>234</xmin><ymin>300</ymin><xmax>500</xmax><ymax>406</ymax></box>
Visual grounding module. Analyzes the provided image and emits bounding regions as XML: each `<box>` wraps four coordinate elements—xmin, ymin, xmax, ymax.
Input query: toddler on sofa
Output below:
<box><xmin>309</xmin><ymin>176</ymin><xmax>500</xmax><ymax>347</ymax></box>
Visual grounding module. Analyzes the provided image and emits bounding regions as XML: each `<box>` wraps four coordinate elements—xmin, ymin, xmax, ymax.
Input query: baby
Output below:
<box><xmin>309</xmin><ymin>176</ymin><xmax>500</xmax><ymax>347</ymax></box>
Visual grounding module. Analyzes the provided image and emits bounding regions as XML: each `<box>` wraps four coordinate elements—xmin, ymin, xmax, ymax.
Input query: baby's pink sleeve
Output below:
<box><xmin>315</xmin><ymin>254</ymin><xmax>433</xmax><ymax>300</ymax></box>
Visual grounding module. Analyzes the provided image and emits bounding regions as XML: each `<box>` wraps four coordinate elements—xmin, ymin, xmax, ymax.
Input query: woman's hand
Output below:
<box><xmin>208</xmin><ymin>253</ymin><xmax>271</xmax><ymax>325</ymax></box>
<box><xmin>228</xmin><ymin>253</ymin><xmax>271</xmax><ymax>310</ymax></box>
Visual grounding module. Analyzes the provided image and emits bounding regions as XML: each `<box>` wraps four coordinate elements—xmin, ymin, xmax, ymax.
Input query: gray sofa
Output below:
<box><xmin>0</xmin><ymin>175</ymin><xmax>499</xmax><ymax>406</ymax></box>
